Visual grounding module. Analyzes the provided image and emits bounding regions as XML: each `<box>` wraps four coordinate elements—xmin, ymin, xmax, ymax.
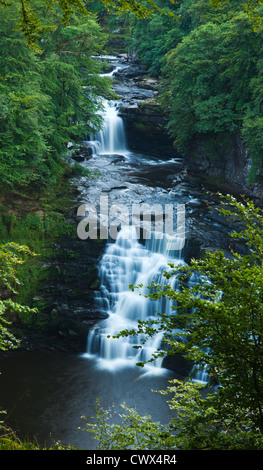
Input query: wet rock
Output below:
<box><xmin>71</xmin><ymin>144</ymin><xmax>93</xmax><ymax>162</ymax></box>
<box><xmin>72</xmin><ymin>154</ymin><xmax>85</xmax><ymax>162</ymax></box>
<box><xmin>115</xmin><ymin>64</ymin><xmax>147</xmax><ymax>79</ymax></box>
<box><xmin>116</xmin><ymin>86</ymin><xmax>155</xmax><ymax>103</ymax></box>
<box><xmin>110</xmin><ymin>156</ymin><xmax>126</xmax><ymax>164</ymax></box>
<box><xmin>135</xmin><ymin>77</ymin><xmax>159</xmax><ymax>91</ymax></box>
<box><xmin>163</xmin><ymin>354</ymin><xmax>193</xmax><ymax>378</ymax></box>
<box><xmin>185</xmin><ymin>134</ymin><xmax>263</xmax><ymax>203</ymax></box>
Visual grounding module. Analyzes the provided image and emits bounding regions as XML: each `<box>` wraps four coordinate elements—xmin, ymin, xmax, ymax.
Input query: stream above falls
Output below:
<box><xmin>0</xmin><ymin>54</ymin><xmax>239</xmax><ymax>449</ymax></box>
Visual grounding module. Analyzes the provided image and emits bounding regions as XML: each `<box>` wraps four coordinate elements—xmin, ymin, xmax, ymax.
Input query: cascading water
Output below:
<box><xmin>84</xmin><ymin>226</ymin><xmax>185</xmax><ymax>372</ymax></box>
<box><xmin>83</xmin><ymin>217</ymin><xmax>208</xmax><ymax>379</ymax></box>
<box><xmin>89</xmin><ymin>63</ymin><xmax>128</xmax><ymax>155</ymax></box>
<box><xmin>83</xmin><ymin>59</ymin><xmax>209</xmax><ymax>381</ymax></box>
<box><xmin>84</xmin><ymin>78</ymin><xmax>185</xmax><ymax>371</ymax></box>
<box><xmin>191</xmin><ymin>364</ymin><xmax>210</xmax><ymax>384</ymax></box>
<box><xmin>93</xmin><ymin>100</ymin><xmax>127</xmax><ymax>155</ymax></box>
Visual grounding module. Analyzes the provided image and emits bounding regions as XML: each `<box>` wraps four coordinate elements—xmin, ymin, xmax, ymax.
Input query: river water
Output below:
<box><xmin>0</xmin><ymin>55</ymin><xmax>233</xmax><ymax>449</ymax></box>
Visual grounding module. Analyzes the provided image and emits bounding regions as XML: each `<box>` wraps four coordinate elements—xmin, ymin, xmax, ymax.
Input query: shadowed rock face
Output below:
<box><xmin>183</xmin><ymin>134</ymin><xmax>262</xmax><ymax>202</ymax></box>
<box><xmin>109</xmin><ymin>59</ymin><xmax>171</xmax><ymax>154</ymax></box>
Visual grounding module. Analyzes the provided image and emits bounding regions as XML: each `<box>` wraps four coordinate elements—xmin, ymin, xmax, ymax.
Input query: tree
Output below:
<box><xmin>130</xmin><ymin>0</ymin><xmax>185</xmax><ymax>75</ymax></box>
<box><xmin>81</xmin><ymin>399</ymin><xmax>175</xmax><ymax>450</ymax></box>
<box><xmin>85</xmin><ymin>195</ymin><xmax>263</xmax><ymax>449</ymax></box>
<box><xmin>1</xmin><ymin>0</ymin><xmax>262</xmax><ymax>54</ymax></box>
<box><xmin>0</xmin><ymin>0</ymin><xmax>111</xmax><ymax>190</ymax></box>
<box><xmin>131</xmin><ymin>0</ymin><xmax>263</xmax><ymax>180</ymax></box>
<box><xmin>0</xmin><ymin>0</ymin><xmax>176</xmax><ymax>52</ymax></box>
<box><xmin>0</xmin><ymin>241</ymin><xmax>40</xmax><ymax>448</ymax></box>
<box><xmin>160</xmin><ymin>10</ymin><xmax>261</xmax><ymax>155</ymax></box>
<box><xmin>241</xmin><ymin>60</ymin><xmax>263</xmax><ymax>182</ymax></box>
<box><xmin>0</xmin><ymin>243</ymin><xmax>37</xmax><ymax>351</ymax></box>
<box><xmin>211</xmin><ymin>0</ymin><xmax>263</xmax><ymax>11</ymax></box>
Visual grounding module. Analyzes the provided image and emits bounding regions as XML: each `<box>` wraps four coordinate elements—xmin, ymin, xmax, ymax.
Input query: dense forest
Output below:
<box><xmin>1</xmin><ymin>0</ymin><xmax>263</xmax><ymax>453</ymax></box>
<box><xmin>2</xmin><ymin>0</ymin><xmax>263</xmax><ymax>189</ymax></box>
<box><xmin>0</xmin><ymin>1</ymin><xmax>113</xmax><ymax>190</ymax></box>
<box><xmin>131</xmin><ymin>0</ymin><xmax>263</xmax><ymax>183</ymax></box>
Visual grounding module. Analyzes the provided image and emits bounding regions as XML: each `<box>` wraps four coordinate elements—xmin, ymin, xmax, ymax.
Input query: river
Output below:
<box><xmin>0</xmin><ymin>55</ymin><xmax>235</xmax><ymax>449</ymax></box>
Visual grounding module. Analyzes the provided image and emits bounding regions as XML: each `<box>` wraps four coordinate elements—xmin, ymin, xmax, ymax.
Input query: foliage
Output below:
<box><xmin>85</xmin><ymin>195</ymin><xmax>263</xmax><ymax>449</ymax></box>
<box><xmin>0</xmin><ymin>242</ymin><xmax>37</xmax><ymax>350</ymax></box>
<box><xmin>161</xmin><ymin>10</ymin><xmax>261</xmax><ymax>152</ymax></box>
<box><xmin>0</xmin><ymin>0</ymin><xmax>176</xmax><ymax>52</ymax></box>
<box><xmin>2</xmin><ymin>0</ymin><xmax>262</xmax><ymax>53</ymax></box>
<box><xmin>0</xmin><ymin>0</ymin><xmax>111</xmax><ymax>191</ymax></box>
<box><xmin>16</xmin><ymin>0</ymin><xmax>88</xmax><ymax>52</ymax></box>
<box><xmin>131</xmin><ymin>0</ymin><xmax>194</xmax><ymax>75</ymax></box>
<box><xmin>131</xmin><ymin>0</ymin><xmax>257</xmax><ymax>74</ymax></box>
<box><xmin>81</xmin><ymin>399</ymin><xmax>175</xmax><ymax>450</ymax></box>
<box><xmin>241</xmin><ymin>65</ymin><xmax>263</xmax><ymax>182</ymax></box>
<box><xmin>131</xmin><ymin>0</ymin><xmax>263</xmax><ymax>179</ymax></box>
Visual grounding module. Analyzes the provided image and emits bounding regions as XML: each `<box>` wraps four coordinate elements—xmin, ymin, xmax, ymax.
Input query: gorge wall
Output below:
<box><xmin>115</xmin><ymin>60</ymin><xmax>263</xmax><ymax>204</ymax></box>
<box><xmin>185</xmin><ymin>134</ymin><xmax>263</xmax><ymax>205</ymax></box>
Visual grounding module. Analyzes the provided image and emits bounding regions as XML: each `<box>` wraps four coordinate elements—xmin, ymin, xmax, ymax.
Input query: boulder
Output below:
<box><xmin>134</xmin><ymin>77</ymin><xmax>159</xmax><ymax>91</ymax></box>
<box><xmin>114</xmin><ymin>64</ymin><xmax>147</xmax><ymax>79</ymax></box>
<box><xmin>71</xmin><ymin>144</ymin><xmax>93</xmax><ymax>162</ymax></box>
<box><xmin>72</xmin><ymin>154</ymin><xmax>85</xmax><ymax>162</ymax></box>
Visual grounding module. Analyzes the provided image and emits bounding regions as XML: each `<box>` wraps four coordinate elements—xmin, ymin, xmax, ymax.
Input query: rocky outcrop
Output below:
<box><xmin>113</xmin><ymin>58</ymin><xmax>263</xmax><ymax>203</ymax></box>
<box><xmin>112</xmin><ymin>60</ymin><xmax>167</xmax><ymax>137</ymax></box>
<box><xmin>114</xmin><ymin>63</ymin><xmax>148</xmax><ymax>79</ymax></box>
<box><xmin>12</xmin><ymin>235</ymin><xmax>108</xmax><ymax>353</ymax></box>
<box><xmin>110</xmin><ymin>61</ymin><xmax>175</xmax><ymax>154</ymax></box>
<box><xmin>185</xmin><ymin>133</ymin><xmax>263</xmax><ymax>205</ymax></box>
<box><xmin>120</xmin><ymin>97</ymin><xmax>175</xmax><ymax>155</ymax></box>
<box><xmin>69</xmin><ymin>142</ymin><xmax>94</xmax><ymax>162</ymax></box>
<box><xmin>119</xmin><ymin>97</ymin><xmax>167</xmax><ymax>144</ymax></box>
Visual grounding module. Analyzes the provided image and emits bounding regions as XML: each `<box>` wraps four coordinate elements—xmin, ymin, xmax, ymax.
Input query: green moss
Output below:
<box><xmin>133</xmin><ymin>122</ymin><xmax>148</xmax><ymax>133</ymax></box>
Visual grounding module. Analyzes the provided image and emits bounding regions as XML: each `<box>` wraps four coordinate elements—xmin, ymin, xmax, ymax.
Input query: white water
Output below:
<box><xmin>84</xmin><ymin>226</ymin><xmax>185</xmax><ymax>372</ymax></box>
<box><xmin>85</xmin><ymin>83</ymin><xmax>186</xmax><ymax>372</ymax></box>
<box><xmin>191</xmin><ymin>364</ymin><xmax>210</xmax><ymax>384</ymax></box>
<box><xmin>89</xmin><ymin>64</ymin><xmax>128</xmax><ymax>155</ymax></box>
<box><xmin>93</xmin><ymin>100</ymin><xmax>128</xmax><ymax>155</ymax></box>
<box><xmin>84</xmin><ymin>65</ymin><xmax>209</xmax><ymax>382</ymax></box>
<box><xmin>100</xmin><ymin>66</ymin><xmax>122</xmax><ymax>77</ymax></box>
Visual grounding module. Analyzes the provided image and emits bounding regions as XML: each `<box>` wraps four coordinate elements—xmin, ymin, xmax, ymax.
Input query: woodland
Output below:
<box><xmin>1</xmin><ymin>0</ymin><xmax>263</xmax><ymax>452</ymax></box>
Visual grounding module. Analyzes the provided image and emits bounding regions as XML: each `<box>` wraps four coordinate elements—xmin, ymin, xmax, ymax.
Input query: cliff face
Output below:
<box><xmin>112</xmin><ymin>63</ymin><xmax>176</xmax><ymax>155</ymax></box>
<box><xmin>114</xmin><ymin>65</ymin><xmax>165</xmax><ymax>135</ymax></box>
<box><xmin>184</xmin><ymin>133</ymin><xmax>263</xmax><ymax>204</ymax></box>
<box><xmin>114</xmin><ymin>63</ymin><xmax>263</xmax><ymax>202</ymax></box>
<box><xmin>121</xmin><ymin>97</ymin><xmax>263</xmax><ymax>202</ymax></box>
<box><xmin>120</xmin><ymin>98</ymin><xmax>176</xmax><ymax>156</ymax></box>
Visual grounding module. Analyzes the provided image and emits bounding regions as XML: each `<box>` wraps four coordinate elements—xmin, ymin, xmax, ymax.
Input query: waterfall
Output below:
<box><xmin>83</xmin><ymin>58</ymin><xmax>209</xmax><ymax>381</ymax></box>
<box><xmin>84</xmin><ymin>226</ymin><xmax>185</xmax><ymax>372</ymax></box>
<box><xmin>84</xmin><ymin>228</ymin><xmax>210</xmax><ymax>380</ymax></box>
<box><xmin>191</xmin><ymin>364</ymin><xmax>210</xmax><ymax>384</ymax></box>
<box><xmin>89</xmin><ymin>63</ymin><xmax>128</xmax><ymax>155</ymax></box>
<box><xmin>84</xmin><ymin>75</ymin><xmax>184</xmax><ymax>370</ymax></box>
<box><xmin>93</xmin><ymin>100</ymin><xmax>127</xmax><ymax>155</ymax></box>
